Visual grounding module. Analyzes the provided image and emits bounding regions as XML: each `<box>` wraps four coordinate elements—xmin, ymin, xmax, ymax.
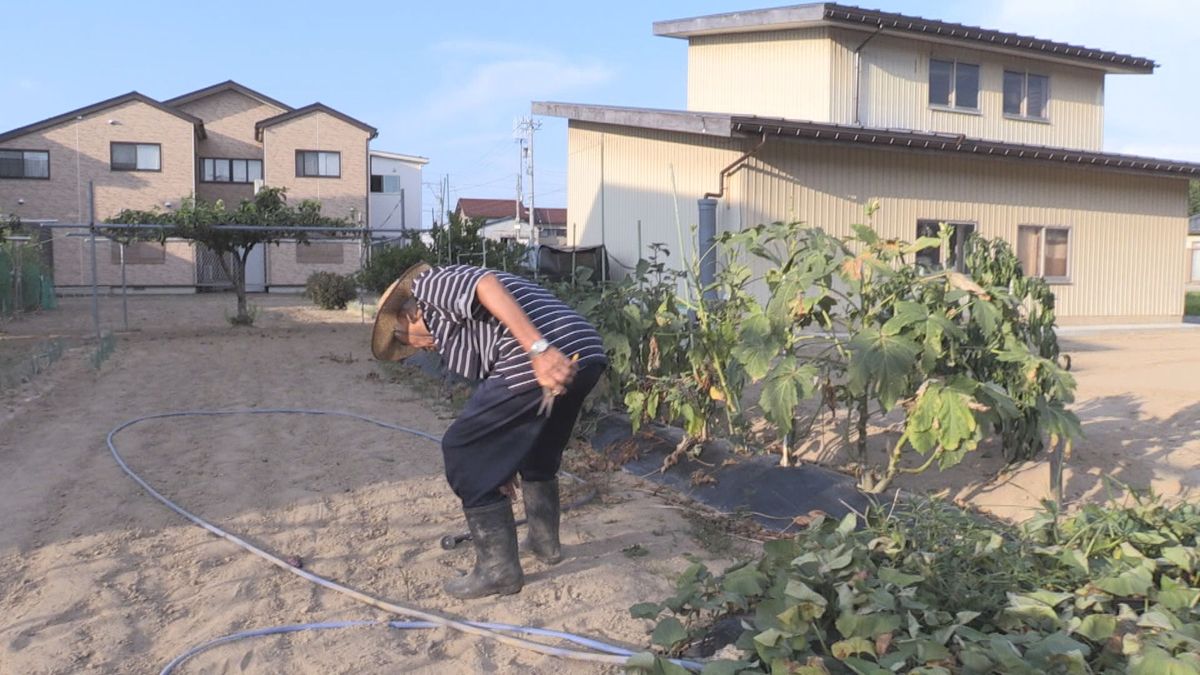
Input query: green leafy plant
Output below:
<box><xmin>630</xmin><ymin>490</ymin><xmax>1200</xmax><ymax>674</ymax></box>
<box><xmin>304</xmin><ymin>271</ymin><xmax>358</xmax><ymax>310</ymax></box>
<box><xmin>359</xmin><ymin>234</ymin><xmax>436</xmax><ymax>294</ymax></box>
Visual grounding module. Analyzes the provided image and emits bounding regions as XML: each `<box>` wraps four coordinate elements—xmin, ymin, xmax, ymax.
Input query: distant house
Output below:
<box><xmin>537</xmin><ymin>3</ymin><xmax>1200</xmax><ymax>324</ymax></box>
<box><xmin>369</xmin><ymin>150</ymin><xmax>427</xmax><ymax>236</ymax></box>
<box><xmin>453</xmin><ymin>198</ymin><xmax>568</xmax><ymax>246</ymax></box>
<box><xmin>1189</xmin><ymin>215</ymin><xmax>1200</xmax><ymax>290</ymax></box>
<box><xmin>0</xmin><ymin>80</ymin><xmax>421</xmax><ymax>293</ymax></box>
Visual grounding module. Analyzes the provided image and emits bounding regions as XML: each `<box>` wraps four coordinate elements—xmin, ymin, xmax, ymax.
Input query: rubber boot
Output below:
<box><xmin>521</xmin><ymin>478</ymin><xmax>563</xmax><ymax>565</ymax></box>
<box><xmin>443</xmin><ymin>500</ymin><xmax>524</xmax><ymax>599</ymax></box>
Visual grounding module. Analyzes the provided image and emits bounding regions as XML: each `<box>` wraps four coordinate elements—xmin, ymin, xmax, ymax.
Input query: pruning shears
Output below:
<box><xmin>537</xmin><ymin>353</ymin><xmax>579</xmax><ymax>417</ymax></box>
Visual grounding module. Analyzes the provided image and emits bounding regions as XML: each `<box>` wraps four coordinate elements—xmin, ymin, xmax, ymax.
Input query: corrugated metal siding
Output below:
<box><xmin>564</xmin><ymin>122</ymin><xmax>1188</xmax><ymax>321</ymax></box>
<box><xmin>566</xmin><ymin>121</ymin><xmax>740</xmax><ymax>275</ymax></box>
<box><xmin>841</xmin><ymin>30</ymin><xmax>1104</xmax><ymax>150</ymax></box>
<box><xmin>738</xmin><ymin>140</ymin><xmax>1184</xmax><ymax>319</ymax></box>
<box><xmin>687</xmin><ymin>28</ymin><xmax>832</xmax><ymax>120</ymax></box>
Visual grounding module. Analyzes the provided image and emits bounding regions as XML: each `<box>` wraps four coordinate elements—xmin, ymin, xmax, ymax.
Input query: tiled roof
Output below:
<box><xmin>0</xmin><ymin>91</ymin><xmax>206</xmax><ymax>144</ymax></box>
<box><xmin>455</xmin><ymin>198</ymin><xmax>566</xmax><ymax>225</ymax></box>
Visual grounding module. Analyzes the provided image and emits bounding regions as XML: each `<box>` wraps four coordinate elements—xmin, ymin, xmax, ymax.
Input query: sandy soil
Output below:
<box><xmin>0</xmin><ymin>295</ymin><xmax>741</xmax><ymax>674</ymax></box>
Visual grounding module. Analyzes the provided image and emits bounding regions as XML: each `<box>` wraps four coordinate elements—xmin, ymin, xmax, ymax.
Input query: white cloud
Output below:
<box><xmin>433</xmin><ymin>58</ymin><xmax>612</xmax><ymax>118</ymax></box>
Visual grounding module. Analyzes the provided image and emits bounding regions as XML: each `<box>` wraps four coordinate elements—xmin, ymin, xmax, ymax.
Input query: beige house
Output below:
<box><xmin>1189</xmin><ymin>215</ymin><xmax>1200</xmax><ymax>291</ymax></box>
<box><xmin>0</xmin><ymin>81</ymin><xmax>377</xmax><ymax>292</ymax></box>
<box><xmin>535</xmin><ymin>3</ymin><xmax>1200</xmax><ymax>324</ymax></box>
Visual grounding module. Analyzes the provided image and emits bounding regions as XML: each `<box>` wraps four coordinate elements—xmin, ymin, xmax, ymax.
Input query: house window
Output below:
<box><xmin>929</xmin><ymin>59</ymin><xmax>980</xmax><ymax>110</ymax></box>
<box><xmin>201</xmin><ymin>158</ymin><xmax>263</xmax><ymax>183</ymax></box>
<box><xmin>296</xmin><ymin>151</ymin><xmax>340</xmax><ymax>178</ymax></box>
<box><xmin>1191</xmin><ymin>246</ymin><xmax>1200</xmax><ymax>283</ymax></box>
<box><xmin>915</xmin><ymin>220</ymin><xmax>975</xmax><ymax>272</ymax></box>
<box><xmin>370</xmin><ymin>175</ymin><xmax>403</xmax><ymax>193</ymax></box>
<box><xmin>295</xmin><ymin>241</ymin><xmax>345</xmax><ymax>264</ymax></box>
<box><xmin>110</xmin><ymin>241</ymin><xmax>166</xmax><ymax>265</ymax></box>
<box><xmin>1003</xmin><ymin>71</ymin><xmax>1050</xmax><ymax>119</ymax></box>
<box><xmin>0</xmin><ymin>149</ymin><xmax>49</xmax><ymax>179</ymax></box>
<box><xmin>111</xmin><ymin>143</ymin><xmax>161</xmax><ymax>171</ymax></box>
<box><xmin>1017</xmin><ymin>225</ymin><xmax>1071</xmax><ymax>282</ymax></box>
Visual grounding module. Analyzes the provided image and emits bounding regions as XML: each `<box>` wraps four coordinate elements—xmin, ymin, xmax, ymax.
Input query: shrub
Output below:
<box><xmin>358</xmin><ymin>239</ymin><xmax>435</xmax><ymax>294</ymax></box>
<box><xmin>304</xmin><ymin>271</ymin><xmax>357</xmax><ymax>310</ymax></box>
<box><xmin>1186</xmin><ymin>292</ymin><xmax>1200</xmax><ymax>317</ymax></box>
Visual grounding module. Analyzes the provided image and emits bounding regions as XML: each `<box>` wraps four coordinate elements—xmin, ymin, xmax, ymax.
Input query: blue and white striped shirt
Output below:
<box><xmin>411</xmin><ymin>265</ymin><xmax>607</xmax><ymax>392</ymax></box>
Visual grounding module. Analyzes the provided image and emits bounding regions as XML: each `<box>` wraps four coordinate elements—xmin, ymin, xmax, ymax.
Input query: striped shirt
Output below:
<box><xmin>410</xmin><ymin>265</ymin><xmax>607</xmax><ymax>392</ymax></box>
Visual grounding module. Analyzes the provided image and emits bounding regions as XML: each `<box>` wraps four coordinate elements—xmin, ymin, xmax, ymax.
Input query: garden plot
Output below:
<box><xmin>1</xmin><ymin>294</ymin><xmax>1197</xmax><ymax>672</ymax></box>
<box><xmin>0</xmin><ymin>295</ymin><xmax>739</xmax><ymax>674</ymax></box>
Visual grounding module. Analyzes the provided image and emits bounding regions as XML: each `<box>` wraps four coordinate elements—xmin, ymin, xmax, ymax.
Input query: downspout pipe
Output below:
<box><xmin>700</xmin><ymin>133</ymin><xmax>768</xmax><ymax>298</ymax></box>
<box><xmin>852</xmin><ymin>24</ymin><xmax>884</xmax><ymax>125</ymax></box>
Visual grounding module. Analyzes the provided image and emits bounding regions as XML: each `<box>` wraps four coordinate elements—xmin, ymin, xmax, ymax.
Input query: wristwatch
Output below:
<box><xmin>528</xmin><ymin>338</ymin><xmax>550</xmax><ymax>357</ymax></box>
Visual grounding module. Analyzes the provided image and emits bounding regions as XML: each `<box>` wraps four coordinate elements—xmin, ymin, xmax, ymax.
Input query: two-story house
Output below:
<box><xmin>0</xmin><ymin>81</ymin><xmax>398</xmax><ymax>293</ymax></box>
<box><xmin>535</xmin><ymin>3</ymin><xmax>1200</xmax><ymax>324</ymax></box>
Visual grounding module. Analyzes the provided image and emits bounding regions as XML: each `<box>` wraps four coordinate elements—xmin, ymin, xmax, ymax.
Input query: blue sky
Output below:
<box><xmin>2</xmin><ymin>1</ymin><xmax>1194</xmax><ymax>227</ymax></box>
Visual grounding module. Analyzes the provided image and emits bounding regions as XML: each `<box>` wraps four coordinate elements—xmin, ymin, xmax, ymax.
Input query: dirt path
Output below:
<box><xmin>0</xmin><ymin>296</ymin><xmax>735</xmax><ymax>674</ymax></box>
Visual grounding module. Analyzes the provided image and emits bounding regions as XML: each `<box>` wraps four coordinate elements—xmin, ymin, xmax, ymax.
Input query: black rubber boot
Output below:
<box><xmin>522</xmin><ymin>478</ymin><xmax>563</xmax><ymax>564</ymax></box>
<box><xmin>443</xmin><ymin>500</ymin><xmax>524</xmax><ymax>599</ymax></box>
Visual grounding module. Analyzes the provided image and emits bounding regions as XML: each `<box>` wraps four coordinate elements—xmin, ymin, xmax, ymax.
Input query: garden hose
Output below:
<box><xmin>107</xmin><ymin>409</ymin><xmax>703</xmax><ymax>672</ymax></box>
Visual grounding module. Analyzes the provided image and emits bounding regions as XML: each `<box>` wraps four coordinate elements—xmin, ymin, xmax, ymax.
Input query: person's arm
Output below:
<box><xmin>475</xmin><ymin>272</ymin><xmax>575</xmax><ymax>391</ymax></box>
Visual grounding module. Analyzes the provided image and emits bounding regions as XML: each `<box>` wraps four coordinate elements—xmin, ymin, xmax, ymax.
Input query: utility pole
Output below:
<box><xmin>515</xmin><ymin>116</ymin><xmax>542</xmax><ymax>274</ymax></box>
<box><xmin>514</xmin><ymin>137</ymin><xmax>525</xmax><ymax>243</ymax></box>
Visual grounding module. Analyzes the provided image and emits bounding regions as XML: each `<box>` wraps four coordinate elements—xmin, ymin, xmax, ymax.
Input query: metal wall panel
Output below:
<box><xmin>836</xmin><ymin>30</ymin><xmax>1105</xmax><ymax>150</ymax></box>
<box><xmin>564</xmin><ymin>122</ymin><xmax>1188</xmax><ymax>321</ymax></box>
<box><xmin>687</xmin><ymin>28</ymin><xmax>833</xmax><ymax>121</ymax></box>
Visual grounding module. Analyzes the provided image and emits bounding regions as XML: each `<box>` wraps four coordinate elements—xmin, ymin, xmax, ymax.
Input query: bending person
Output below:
<box><xmin>371</xmin><ymin>263</ymin><xmax>607</xmax><ymax>599</ymax></box>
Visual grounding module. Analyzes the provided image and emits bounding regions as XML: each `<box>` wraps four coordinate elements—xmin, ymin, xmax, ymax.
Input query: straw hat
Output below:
<box><xmin>370</xmin><ymin>262</ymin><xmax>432</xmax><ymax>361</ymax></box>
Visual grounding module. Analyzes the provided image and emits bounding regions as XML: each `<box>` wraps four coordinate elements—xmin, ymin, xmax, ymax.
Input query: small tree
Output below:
<box><xmin>110</xmin><ymin>187</ymin><xmax>356</xmax><ymax>324</ymax></box>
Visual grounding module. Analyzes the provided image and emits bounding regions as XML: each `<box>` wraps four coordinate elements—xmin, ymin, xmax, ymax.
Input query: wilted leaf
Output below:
<box><xmin>1074</xmin><ymin>614</ymin><xmax>1116</xmax><ymax>642</ymax></box>
<box><xmin>848</xmin><ymin>328</ymin><xmax>919</xmax><ymax>411</ymax></box>
<box><xmin>1094</xmin><ymin>565</ymin><xmax>1153</xmax><ymax>597</ymax></box>
<box><xmin>831</xmin><ymin>637</ymin><xmax>875</xmax><ymax>660</ymax></box>
<box><xmin>732</xmin><ymin>310</ymin><xmax>782</xmax><ymax>381</ymax></box>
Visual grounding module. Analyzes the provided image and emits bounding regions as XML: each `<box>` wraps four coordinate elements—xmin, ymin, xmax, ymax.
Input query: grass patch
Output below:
<box><xmin>1186</xmin><ymin>291</ymin><xmax>1200</xmax><ymax>317</ymax></box>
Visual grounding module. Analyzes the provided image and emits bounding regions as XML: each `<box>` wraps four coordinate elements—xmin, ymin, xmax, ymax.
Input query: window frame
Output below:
<box><xmin>1190</xmin><ymin>243</ymin><xmax>1200</xmax><ymax>284</ymax></box>
<box><xmin>0</xmin><ymin>148</ymin><xmax>50</xmax><ymax>180</ymax></box>
<box><xmin>295</xmin><ymin>150</ymin><xmax>341</xmax><ymax>178</ymax></box>
<box><xmin>370</xmin><ymin>174</ymin><xmax>403</xmax><ymax>194</ymax></box>
<box><xmin>915</xmin><ymin>220</ymin><xmax>976</xmax><ymax>273</ymax></box>
<box><xmin>1017</xmin><ymin>224</ymin><xmax>1072</xmax><ymax>284</ymax></box>
<box><xmin>928</xmin><ymin>58</ymin><xmax>982</xmax><ymax>113</ymax></box>
<box><xmin>1003</xmin><ymin>70</ymin><xmax>1051</xmax><ymax>122</ymax></box>
<box><xmin>110</xmin><ymin>142</ymin><xmax>162</xmax><ymax>172</ymax></box>
<box><xmin>200</xmin><ymin>157</ymin><xmax>263</xmax><ymax>184</ymax></box>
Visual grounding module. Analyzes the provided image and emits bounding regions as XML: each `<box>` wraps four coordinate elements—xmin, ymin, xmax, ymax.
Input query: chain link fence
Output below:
<box><xmin>0</xmin><ymin>236</ymin><xmax>57</xmax><ymax>317</ymax></box>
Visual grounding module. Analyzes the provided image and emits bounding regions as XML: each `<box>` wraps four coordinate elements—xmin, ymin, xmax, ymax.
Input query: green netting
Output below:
<box><xmin>0</xmin><ymin>242</ymin><xmax>55</xmax><ymax>316</ymax></box>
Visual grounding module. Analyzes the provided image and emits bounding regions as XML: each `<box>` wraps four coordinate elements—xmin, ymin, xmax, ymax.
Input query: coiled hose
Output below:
<box><xmin>106</xmin><ymin>409</ymin><xmax>703</xmax><ymax>673</ymax></box>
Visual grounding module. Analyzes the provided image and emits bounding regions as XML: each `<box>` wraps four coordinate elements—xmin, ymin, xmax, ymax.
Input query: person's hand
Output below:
<box><xmin>531</xmin><ymin>346</ymin><xmax>576</xmax><ymax>395</ymax></box>
<box><xmin>499</xmin><ymin>475</ymin><xmax>521</xmax><ymax>501</ymax></box>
